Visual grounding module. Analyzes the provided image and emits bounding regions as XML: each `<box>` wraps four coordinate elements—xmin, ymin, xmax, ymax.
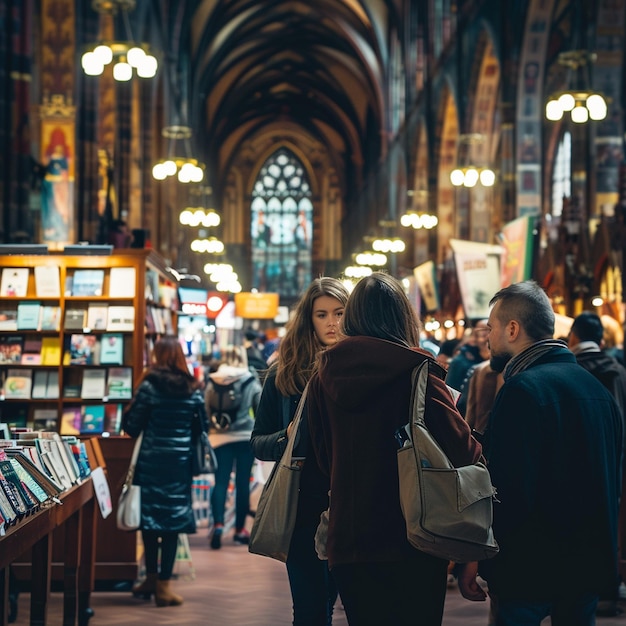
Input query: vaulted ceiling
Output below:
<box><xmin>155</xmin><ymin>0</ymin><xmax>393</xmax><ymax>190</ymax></box>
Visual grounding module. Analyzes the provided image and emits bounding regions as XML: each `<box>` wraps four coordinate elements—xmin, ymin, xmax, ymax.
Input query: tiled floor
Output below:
<box><xmin>11</xmin><ymin>530</ymin><xmax>626</xmax><ymax>625</ymax></box>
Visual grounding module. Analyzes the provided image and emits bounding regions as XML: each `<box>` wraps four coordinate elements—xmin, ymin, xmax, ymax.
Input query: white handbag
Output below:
<box><xmin>116</xmin><ymin>433</ymin><xmax>143</xmax><ymax>531</ymax></box>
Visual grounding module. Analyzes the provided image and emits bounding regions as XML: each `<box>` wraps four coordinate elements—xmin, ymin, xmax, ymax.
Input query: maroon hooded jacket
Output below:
<box><xmin>307</xmin><ymin>336</ymin><xmax>482</xmax><ymax>568</ymax></box>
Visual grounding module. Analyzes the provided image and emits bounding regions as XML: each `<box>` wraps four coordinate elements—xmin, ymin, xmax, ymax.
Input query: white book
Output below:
<box><xmin>109</xmin><ymin>267</ymin><xmax>136</xmax><ymax>298</ymax></box>
<box><xmin>86</xmin><ymin>304</ymin><xmax>109</xmax><ymax>331</ymax></box>
<box><xmin>106</xmin><ymin>367</ymin><xmax>133</xmax><ymax>399</ymax></box>
<box><xmin>34</xmin><ymin>266</ymin><xmax>61</xmax><ymax>297</ymax></box>
<box><xmin>80</xmin><ymin>368</ymin><xmax>107</xmax><ymax>399</ymax></box>
<box><xmin>0</xmin><ymin>268</ymin><xmax>29</xmax><ymax>297</ymax></box>
<box><xmin>47</xmin><ymin>370</ymin><xmax>60</xmax><ymax>398</ymax></box>
<box><xmin>106</xmin><ymin>306</ymin><xmax>135</xmax><ymax>331</ymax></box>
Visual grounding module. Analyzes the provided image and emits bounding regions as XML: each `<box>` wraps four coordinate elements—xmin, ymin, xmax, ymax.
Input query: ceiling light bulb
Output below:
<box><xmin>479</xmin><ymin>169</ymin><xmax>496</xmax><ymax>187</ymax></box>
<box><xmin>463</xmin><ymin>168</ymin><xmax>479</xmax><ymax>188</ymax></box>
<box><xmin>126</xmin><ymin>46</ymin><xmax>146</xmax><ymax>68</ymax></box>
<box><xmin>137</xmin><ymin>54</ymin><xmax>158</xmax><ymax>78</ymax></box>
<box><xmin>570</xmin><ymin>103</ymin><xmax>589</xmax><ymax>123</ymax></box>
<box><xmin>450</xmin><ymin>169</ymin><xmax>465</xmax><ymax>186</ymax></box>
<box><xmin>545</xmin><ymin>99</ymin><xmax>563</xmax><ymax>121</ymax></box>
<box><xmin>113</xmin><ymin>61</ymin><xmax>132</xmax><ymax>81</ymax></box>
<box><xmin>586</xmin><ymin>94</ymin><xmax>607</xmax><ymax>120</ymax></box>
<box><xmin>558</xmin><ymin>92</ymin><xmax>576</xmax><ymax>111</ymax></box>
<box><xmin>93</xmin><ymin>44</ymin><xmax>113</xmax><ymax>65</ymax></box>
<box><xmin>81</xmin><ymin>51</ymin><xmax>104</xmax><ymax>76</ymax></box>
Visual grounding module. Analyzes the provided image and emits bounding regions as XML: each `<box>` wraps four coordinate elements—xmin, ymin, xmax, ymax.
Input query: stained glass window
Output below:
<box><xmin>551</xmin><ymin>131</ymin><xmax>571</xmax><ymax>218</ymax></box>
<box><xmin>251</xmin><ymin>149</ymin><xmax>313</xmax><ymax>297</ymax></box>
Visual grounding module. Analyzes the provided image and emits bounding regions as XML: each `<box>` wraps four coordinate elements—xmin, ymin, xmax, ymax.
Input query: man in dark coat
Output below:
<box><xmin>569</xmin><ymin>311</ymin><xmax>626</xmax><ymax>616</ymax></box>
<box><xmin>458</xmin><ymin>281</ymin><xmax>622</xmax><ymax>626</ymax></box>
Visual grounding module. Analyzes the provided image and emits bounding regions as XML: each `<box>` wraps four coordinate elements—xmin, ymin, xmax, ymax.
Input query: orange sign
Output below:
<box><xmin>234</xmin><ymin>292</ymin><xmax>279</xmax><ymax>319</ymax></box>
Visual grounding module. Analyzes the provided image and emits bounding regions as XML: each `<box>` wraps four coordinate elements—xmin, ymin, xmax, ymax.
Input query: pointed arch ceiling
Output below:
<box><xmin>185</xmin><ymin>0</ymin><xmax>389</xmax><ymax>182</ymax></box>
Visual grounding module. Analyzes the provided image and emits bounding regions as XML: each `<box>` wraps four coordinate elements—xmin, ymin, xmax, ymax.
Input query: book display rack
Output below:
<box><xmin>0</xmin><ymin>250</ymin><xmax>179</xmax><ymax>435</ymax></box>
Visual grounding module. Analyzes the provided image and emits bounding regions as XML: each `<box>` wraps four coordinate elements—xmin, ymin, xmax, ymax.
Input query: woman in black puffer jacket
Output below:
<box><xmin>122</xmin><ymin>336</ymin><xmax>208</xmax><ymax>607</ymax></box>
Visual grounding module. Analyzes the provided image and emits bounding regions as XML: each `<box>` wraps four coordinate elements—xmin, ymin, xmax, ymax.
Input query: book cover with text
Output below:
<box><xmin>71</xmin><ymin>270</ymin><xmax>105</xmax><ymax>297</ymax></box>
<box><xmin>0</xmin><ymin>268</ymin><xmax>29</xmax><ymax>297</ymax></box>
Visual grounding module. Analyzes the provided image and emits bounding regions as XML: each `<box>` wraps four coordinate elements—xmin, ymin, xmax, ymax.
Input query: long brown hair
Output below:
<box><xmin>275</xmin><ymin>277</ymin><xmax>349</xmax><ymax>396</ymax></box>
<box><xmin>342</xmin><ymin>272</ymin><xmax>422</xmax><ymax>347</ymax></box>
<box><xmin>140</xmin><ymin>335</ymin><xmax>195</xmax><ymax>383</ymax></box>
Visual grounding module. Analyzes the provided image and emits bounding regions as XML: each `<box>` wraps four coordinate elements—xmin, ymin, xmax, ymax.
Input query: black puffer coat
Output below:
<box><xmin>122</xmin><ymin>367</ymin><xmax>208</xmax><ymax>533</ymax></box>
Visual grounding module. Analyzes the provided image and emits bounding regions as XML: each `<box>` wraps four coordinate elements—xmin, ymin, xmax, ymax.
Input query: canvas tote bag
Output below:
<box><xmin>397</xmin><ymin>359</ymin><xmax>499</xmax><ymax>563</ymax></box>
<box><xmin>248</xmin><ymin>385</ymin><xmax>309</xmax><ymax>562</ymax></box>
<box><xmin>116</xmin><ymin>432</ymin><xmax>143</xmax><ymax>531</ymax></box>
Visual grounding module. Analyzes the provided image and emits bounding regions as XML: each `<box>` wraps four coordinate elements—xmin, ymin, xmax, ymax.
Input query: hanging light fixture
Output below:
<box><xmin>81</xmin><ymin>0</ymin><xmax>158</xmax><ymax>80</ymax></box>
<box><xmin>400</xmin><ymin>190</ymin><xmax>439</xmax><ymax>229</ymax></box>
<box><xmin>450</xmin><ymin>134</ymin><xmax>496</xmax><ymax>187</ymax></box>
<box><xmin>179</xmin><ymin>186</ymin><xmax>221</xmax><ymax>227</ymax></box>
<box><xmin>545</xmin><ymin>50</ymin><xmax>607</xmax><ymax>122</ymax></box>
<box><xmin>152</xmin><ymin>126</ymin><xmax>205</xmax><ymax>183</ymax></box>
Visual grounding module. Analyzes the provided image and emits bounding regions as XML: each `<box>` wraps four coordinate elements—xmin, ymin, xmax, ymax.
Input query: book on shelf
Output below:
<box><xmin>41</xmin><ymin>337</ymin><xmax>61</xmax><ymax>366</ymax></box>
<box><xmin>39</xmin><ymin>305</ymin><xmax>61</xmax><ymax>331</ymax></box>
<box><xmin>109</xmin><ymin>267</ymin><xmax>136</xmax><ymax>297</ymax></box>
<box><xmin>4</xmin><ymin>369</ymin><xmax>32</xmax><ymax>399</ymax></box>
<box><xmin>69</xmin><ymin>440</ymin><xmax>91</xmax><ymax>479</ymax></box>
<box><xmin>35</xmin><ymin>436</ymin><xmax>74</xmax><ymax>489</ymax></box>
<box><xmin>62</xmin><ymin>382</ymin><xmax>81</xmax><ymax>398</ymax></box>
<box><xmin>0</xmin><ymin>456</ymin><xmax>36</xmax><ymax>512</ymax></box>
<box><xmin>99</xmin><ymin>333</ymin><xmax>124</xmax><ymax>365</ymax></box>
<box><xmin>106</xmin><ymin>367</ymin><xmax>133</xmax><ymax>400</ymax></box>
<box><xmin>86</xmin><ymin>304</ymin><xmax>109</xmax><ymax>331</ymax></box>
<box><xmin>104</xmin><ymin>404</ymin><xmax>123</xmax><ymax>434</ymax></box>
<box><xmin>71</xmin><ymin>269</ymin><xmax>105</xmax><ymax>297</ymax></box>
<box><xmin>0</xmin><ymin>309</ymin><xmax>18</xmax><ymax>331</ymax></box>
<box><xmin>0</xmin><ymin>268</ymin><xmax>29</xmax><ymax>297</ymax></box>
<box><xmin>20</xmin><ymin>338</ymin><xmax>43</xmax><ymax>365</ymax></box>
<box><xmin>81</xmin><ymin>405</ymin><xmax>105</xmax><ymax>434</ymax></box>
<box><xmin>60</xmin><ymin>406</ymin><xmax>81</xmax><ymax>436</ymax></box>
<box><xmin>34</xmin><ymin>265</ymin><xmax>61</xmax><ymax>298</ymax></box>
<box><xmin>145</xmin><ymin>270</ymin><xmax>159</xmax><ymax>302</ymax></box>
<box><xmin>106</xmin><ymin>305</ymin><xmax>135</xmax><ymax>331</ymax></box>
<box><xmin>80</xmin><ymin>368</ymin><xmax>107</xmax><ymax>399</ymax></box>
<box><xmin>6</xmin><ymin>456</ymin><xmax>49</xmax><ymax>504</ymax></box>
<box><xmin>16</xmin><ymin>301</ymin><xmax>41</xmax><ymax>330</ymax></box>
<box><xmin>64</xmin><ymin>307</ymin><xmax>86</xmax><ymax>330</ymax></box>
<box><xmin>32</xmin><ymin>408</ymin><xmax>58</xmax><ymax>431</ymax></box>
<box><xmin>47</xmin><ymin>370</ymin><xmax>59</xmax><ymax>397</ymax></box>
<box><xmin>31</xmin><ymin>371</ymin><xmax>48</xmax><ymax>398</ymax></box>
<box><xmin>68</xmin><ymin>334</ymin><xmax>97</xmax><ymax>365</ymax></box>
<box><xmin>4</xmin><ymin>448</ymin><xmax>63</xmax><ymax>498</ymax></box>
<box><xmin>0</xmin><ymin>335</ymin><xmax>23</xmax><ymax>364</ymax></box>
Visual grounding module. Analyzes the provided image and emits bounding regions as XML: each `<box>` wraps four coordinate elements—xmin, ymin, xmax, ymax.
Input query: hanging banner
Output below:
<box><xmin>413</xmin><ymin>261</ymin><xmax>440</xmax><ymax>312</ymax></box>
<box><xmin>450</xmin><ymin>239</ymin><xmax>504</xmax><ymax>320</ymax></box>
<box><xmin>234</xmin><ymin>292</ymin><xmax>280</xmax><ymax>319</ymax></box>
<box><xmin>499</xmin><ymin>215</ymin><xmax>536</xmax><ymax>286</ymax></box>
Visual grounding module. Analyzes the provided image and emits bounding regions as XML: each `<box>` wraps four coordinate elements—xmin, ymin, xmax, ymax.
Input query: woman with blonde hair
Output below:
<box><xmin>122</xmin><ymin>336</ymin><xmax>208</xmax><ymax>607</ymax></box>
<box><xmin>251</xmin><ymin>277</ymin><xmax>349</xmax><ymax>626</ymax></box>
<box><xmin>206</xmin><ymin>345</ymin><xmax>262</xmax><ymax>548</ymax></box>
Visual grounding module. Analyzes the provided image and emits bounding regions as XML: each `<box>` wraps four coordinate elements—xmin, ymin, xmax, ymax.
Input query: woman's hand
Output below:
<box><xmin>457</xmin><ymin>562</ymin><xmax>487</xmax><ymax>601</ymax></box>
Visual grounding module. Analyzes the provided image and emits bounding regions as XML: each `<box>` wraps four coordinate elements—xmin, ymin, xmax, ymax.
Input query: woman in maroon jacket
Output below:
<box><xmin>307</xmin><ymin>272</ymin><xmax>482</xmax><ymax>626</ymax></box>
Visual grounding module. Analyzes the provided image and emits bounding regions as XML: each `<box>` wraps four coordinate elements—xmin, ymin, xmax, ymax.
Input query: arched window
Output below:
<box><xmin>551</xmin><ymin>131</ymin><xmax>571</xmax><ymax>218</ymax></box>
<box><xmin>251</xmin><ymin>149</ymin><xmax>313</xmax><ymax>297</ymax></box>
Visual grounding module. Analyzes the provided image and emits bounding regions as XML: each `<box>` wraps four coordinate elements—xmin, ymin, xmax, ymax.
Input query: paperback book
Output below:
<box><xmin>69</xmin><ymin>334</ymin><xmax>97</xmax><ymax>365</ymax></box>
<box><xmin>32</xmin><ymin>409</ymin><xmax>58</xmax><ymax>431</ymax></box>
<box><xmin>3</xmin><ymin>369</ymin><xmax>32</xmax><ymax>399</ymax></box>
<box><xmin>106</xmin><ymin>367</ymin><xmax>133</xmax><ymax>400</ymax></box>
<box><xmin>106</xmin><ymin>306</ymin><xmax>135</xmax><ymax>332</ymax></box>
<box><xmin>86</xmin><ymin>304</ymin><xmax>109</xmax><ymax>331</ymax></box>
<box><xmin>40</xmin><ymin>337</ymin><xmax>61</xmax><ymax>366</ymax></box>
<box><xmin>34</xmin><ymin>265</ymin><xmax>61</xmax><ymax>298</ymax></box>
<box><xmin>20</xmin><ymin>338</ymin><xmax>43</xmax><ymax>365</ymax></box>
<box><xmin>0</xmin><ymin>309</ymin><xmax>18</xmax><ymax>331</ymax></box>
<box><xmin>16</xmin><ymin>302</ymin><xmax>41</xmax><ymax>330</ymax></box>
<box><xmin>0</xmin><ymin>336</ymin><xmax>23</xmax><ymax>364</ymax></box>
<box><xmin>104</xmin><ymin>404</ymin><xmax>122</xmax><ymax>434</ymax></box>
<box><xmin>108</xmin><ymin>267</ymin><xmax>136</xmax><ymax>297</ymax></box>
<box><xmin>64</xmin><ymin>308</ymin><xmax>86</xmax><ymax>330</ymax></box>
<box><xmin>71</xmin><ymin>269</ymin><xmax>105</xmax><ymax>297</ymax></box>
<box><xmin>99</xmin><ymin>333</ymin><xmax>124</xmax><ymax>365</ymax></box>
<box><xmin>80</xmin><ymin>369</ymin><xmax>107</xmax><ymax>399</ymax></box>
<box><xmin>80</xmin><ymin>405</ymin><xmax>105</xmax><ymax>434</ymax></box>
<box><xmin>39</xmin><ymin>305</ymin><xmax>61</xmax><ymax>331</ymax></box>
<box><xmin>60</xmin><ymin>407</ymin><xmax>81</xmax><ymax>436</ymax></box>
<box><xmin>0</xmin><ymin>268</ymin><xmax>29</xmax><ymax>297</ymax></box>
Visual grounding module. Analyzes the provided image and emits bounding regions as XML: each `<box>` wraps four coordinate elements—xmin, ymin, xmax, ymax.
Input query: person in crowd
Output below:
<box><xmin>459</xmin><ymin>281</ymin><xmax>623</xmax><ymax>626</ymax></box>
<box><xmin>122</xmin><ymin>336</ymin><xmax>208</xmax><ymax>607</ymax></box>
<box><xmin>244</xmin><ymin>329</ymin><xmax>268</xmax><ymax>375</ymax></box>
<box><xmin>251</xmin><ymin>277</ymin><xmax>349</xmax><ymax>626</ymax></box>
<box><xmin>206</xmin><ymin>346</ymin><xmax>262</xmax><ymax>549</ymax></box>
<box><xmin>435</xmin><ymin>337</ymin><xmax>461</xmax><ymax>366</ymax></box>
<box><xmin>445</xmin><ymin>319</ymin><xmax>490</xmax><ymax>391</ymax></box>
<box><xmin>307</xmin><ymin>272</ymin><xmax>482</xmax><ymax>626</ymax></box>
<box><xmin>568</xmin><ymin>311</ymin><xmax>626</xmax><ymax>617</ymax></box>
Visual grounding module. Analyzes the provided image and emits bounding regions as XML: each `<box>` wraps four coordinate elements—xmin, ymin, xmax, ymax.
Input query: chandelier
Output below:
<box><xmin>191</xmin><ymin>236</ymin><xmax>224</xmax><ymax>254</ymax></box>
<box><xmin>400</xmin><ymin>190</ymin><xmax>438</xmax><ymax>229</ymax></box>
<box><xmin>545</xmin><ymin>50</ymin><xmax>607</xmax><ymax>123</ymax></box>
<box><xmin>179</xmin><ymin>186</ymin><xmax>221</xmax><ymax>228</ymax></box>
<box><xmin>152</xmin><ymin>126</ymin><xmax>205</xmax><ymax>183</ymax></box>
<box><xmin>81</xmin><ymin>0</ymin><xmax>158</xmax><ymax>80</ymax></box>
<box><xmin>204</xmin><ymin>263</ymin><xmax>242</xmax><ymax>293</ymax></box>
<box><xmin>450</xmin><ymin>134</ymin><xmax>495</xmax><ymax>188</ymax></box>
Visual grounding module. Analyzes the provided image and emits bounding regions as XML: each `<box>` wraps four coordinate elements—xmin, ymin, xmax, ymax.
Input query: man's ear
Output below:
<box><xmin>507</xmin><ymin>319</ymin><xmax>521</xmax><ymax>342</ymax></box>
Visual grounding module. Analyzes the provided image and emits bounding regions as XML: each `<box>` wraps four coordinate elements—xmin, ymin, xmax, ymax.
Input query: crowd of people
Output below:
<box><xmin>121</xmin><ymin>276</ymin><xmax>625</xmax><ymax>626</ymax></box>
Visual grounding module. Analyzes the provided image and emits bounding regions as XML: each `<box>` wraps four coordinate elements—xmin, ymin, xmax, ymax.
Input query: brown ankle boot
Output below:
<box><xmin>155</xmin><ymin>579</ymin><xmax>183</xmax><ymax>607</ymax></box>
<box><xmin>132</xmin><ymin>573</ymin><xmax>157</xmax><ymax>599</ymax></box>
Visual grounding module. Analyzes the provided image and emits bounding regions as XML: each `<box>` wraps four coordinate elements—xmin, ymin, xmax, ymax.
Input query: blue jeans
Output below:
<box><xmin>495</xmin><ymin>594</ymin><xmax>598</xmax><ymax>626</ymax></box>
<box><xmin>286</xmin><ymin>523</ymin><xmax>337</xmax><ymax>626</ymax></box>
<box><xmin>210</xmin><ymin>441</ymin><xmax>254</xmax><ymax>529</ymax></box>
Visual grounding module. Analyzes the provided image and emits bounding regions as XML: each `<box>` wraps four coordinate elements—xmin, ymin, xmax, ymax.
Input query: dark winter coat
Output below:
<box><xmin>122</xmin><ymin>367</ymin><xmax>208</xmax><ymax>534</ymax></box>
<box><xmin>307</xmin><ymin>336</ymin><xmax>482</xmax><ymax>568</ymax></box>
<box><xmin>251</xmin><ymin>366</ymin><xmax>330</xmax><ymax>529</ymax></box>
<box><xmin>479</xmin><ymin>345</ymin><xmax>622</xmax><ymax>600</ymax></box>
